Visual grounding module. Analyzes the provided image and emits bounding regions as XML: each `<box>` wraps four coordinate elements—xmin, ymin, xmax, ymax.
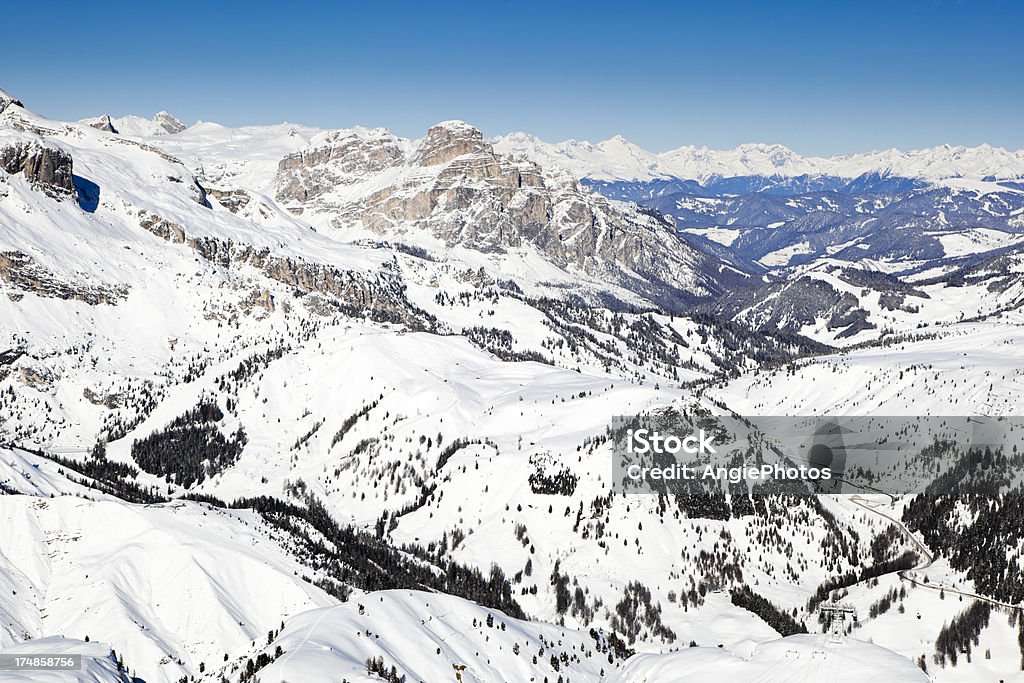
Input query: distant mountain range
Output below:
<box><xmin>77</xmin><ymin>107</ymin><xmax>1024</xmax><ymax>185</ymax></box>
<box><xmin>80</xmin><ymin>110</ymin><xmax>188</xmax><ymax>136</ymax></box>
<box><xmin>492</xmin><ymin>131</ymin><xmax>1024</xmax><ymax>184</ymax></box>
<box><xmin>50</xmin><ymin>101</ymin><xmax>1024</xmax><ymax>339</ymax></box>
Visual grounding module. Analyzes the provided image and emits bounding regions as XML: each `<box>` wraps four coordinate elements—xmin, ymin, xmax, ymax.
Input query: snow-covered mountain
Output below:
<box><xmin>269</xmin><ymin>119</ymin><xmax>756</xmax><ymax>307</ymax></box>
<box><xmin>0</xmin><ymin>447</ymin><xmax>334</xmax><ymax>682</ymax></box>
<box><xmin>493</xmin><ymin>131</ymin><xmax>1024</xmax><ymax>183</ymax></box>
<box><xmin>80</xmin><ymin>111</ymin><xmax>189</xmax><ymax>137</ymax></box>
<box><xmin>3</xmin><ymin>87</ymin><xmax>1024</xmax><ymax>682</ymax></box>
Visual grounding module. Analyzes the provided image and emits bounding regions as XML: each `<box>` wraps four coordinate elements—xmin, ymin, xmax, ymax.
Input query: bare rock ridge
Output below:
<box><xmin>0</xmin><ymin>141</ymin><xmax>75</xmax><ymax>196</ymax></box>
<box><xmin>136</xmin><ymin>210</ymin><xmax>431</xmax><ymax>327</ymax></box>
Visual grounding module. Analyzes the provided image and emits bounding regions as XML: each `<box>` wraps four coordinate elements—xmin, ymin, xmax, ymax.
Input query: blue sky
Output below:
<box><xmin>2</xmin><ymin>0</ymin><xmax>1021</xmax><ymax>154</ymax></box>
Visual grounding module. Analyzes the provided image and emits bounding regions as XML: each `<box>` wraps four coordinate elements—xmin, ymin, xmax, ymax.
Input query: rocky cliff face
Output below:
<box><xmin>137</xmin><ymin>209</ymin><xmax>431</xmax><ymax>327</ymax></box>
<box><xmin>0</xmin><ymin>251</ymin><xmax>128</xmax><ymax>305</ymax></box>
<box><xmin>277</xmin><ymin>127</ymin><xmax>405</xmax><ymax>203</ymax></box>
<box><xmin>0</xmin><ymin>142</ymin><xmax>75</xmax><ymax>196</ymax></box>
<box><xmin>276</xmin><ymin>121</ymin><xmax>751</xmax><ymax>307</ymax></box>
<box><xmin>413</xmin><ymin>120</ymin><xmax>489</xmax><ymax>166</ymax></box>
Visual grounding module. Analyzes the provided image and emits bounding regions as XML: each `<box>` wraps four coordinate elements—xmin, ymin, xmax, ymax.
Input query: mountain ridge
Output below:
<box><xmin>24</xmin><ymin>76</ymin><xmax>1008</xmax><ymax>187</ymax></box>
<box><xmin>493</xmin><ymin>131</ymin><xmax>1024</xmax><ymax>183</ymax></box>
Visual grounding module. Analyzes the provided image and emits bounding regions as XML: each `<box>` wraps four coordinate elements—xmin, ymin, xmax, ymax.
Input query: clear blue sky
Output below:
<box><xmin>2</xmin><ymin>0</ymin><xmax>1021</xmax><ymax>154</ymax></box>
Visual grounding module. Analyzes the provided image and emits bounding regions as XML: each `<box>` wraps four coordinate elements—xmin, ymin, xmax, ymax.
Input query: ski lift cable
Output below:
<box><xmin>752</xmin><ymin>649</ymin><xmax>800</xmax><ymax>683</ymax></box>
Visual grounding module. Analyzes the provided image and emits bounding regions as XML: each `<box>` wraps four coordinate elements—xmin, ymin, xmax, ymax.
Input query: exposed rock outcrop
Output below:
<box><xmin>414</xmin><ymin>121</ymin><xmax>489</xmax><ymax>166</ymax></box>
<box><xmin>275</xmin><ymin>121</ymin><xmax>751</xmax><ymax>307</ymax></box>
<box><xmin>277</xmin><ymin>128</ymin><xmax>405</xmax><ymax>202</ymax></box>
<box><xmin>152</xmin><ymin>111</ymin><xmax>186</xmax><ymax>135</ymax></box>
<box><xmin>139</xmin><ymin>211</ymin><xmax>187</xmax><ymax>243</ymax></box>
<box><xmin>206</xmin><ymin>187</ymin><xmax>273</xmax><ymax>218</ymax></box>
<box><xmin>0</xmin><ymin>251</ymin><xmax>128</xmax><ymax>305</ymax></box>
<box><xmin>206</xmin><ymin>187</ymin><xmax>252</xmax><ymax>214</ymax></box>
<box><xmin>137</xmin><ymin>209</ymin><xmax>432</xmax><ymax>327</ymax></box>
<box><xmin>0</xmin><ymin>142</ymin><xmax>75</xmax><ymax>196</ymax></box>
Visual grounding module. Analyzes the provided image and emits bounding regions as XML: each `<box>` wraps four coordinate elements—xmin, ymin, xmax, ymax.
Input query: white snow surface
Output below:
<box><xmin>2</xmin><ymin>93</ymin><xmax>1022</xmax><ymax>683</ymax></box>
<box><xmin>612</xmin><ymin>634</ymin><xmax>929</xmax><ymax>682</ymax></box>
<box><xmin>0</xmin><ymin>450</ymin><xmax>334</xmax><ymax>683</ymax></box>
<box><xmin>494</xmin><ymin>131</ymin><xmax>1024</xmax><ymax>183</ymax></box>
<box><xmin>0</xmin><ymin>637</ymin><xmax>130</xmax><ymax>682</ymax></box>
<box><xmin>259</xmin><ymin>590</ymin><xmax>616</xmax><ymax>683</ymax></box>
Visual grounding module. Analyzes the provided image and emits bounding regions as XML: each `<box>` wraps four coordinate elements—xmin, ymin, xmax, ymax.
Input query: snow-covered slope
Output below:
<box><xmin>613</xmin><ymin>634</ymin><xmax>929</xmax><ymax>682</ymax></box>
<box><xmin>4</xmin><ymin>88</ymin><xmax>1024</xmax><ymax>683</ymax></box>
<box><xmin>0</xmin><ymin>637</ymin><xmax>131</xmax><ymax>683</ymax></box>
<box><xmin>494</xmin><ymin>131</ymin><xmax>668</xmax><ymax>183</ymax></box>
<box><xmin>87</xmin><ymin>111</ymin><xmax>188</xmax><ymax>137</ymax></box>
<box><xmin>697</xmin><ymin>254</ymin><xmax>1024</xmax><ymax>345</ymax></box>
<box><xmin>711</xmin><ymin>317</ymin><xmax>1024</xmax><ymax>416</ymax></box>
<box><xmin>140</xmin><ymin>120</ymin><xmax>323</xmax><ymax>195</ymax></box>
<box><xmin>0</xmin><ymin>450</ymin><xmax>335</xmax><ymax>683</ymax></box>
<box><xmin>257</xmin><ymin>590</ymin><xmax>624</xmax><ymax>683</ymax></box>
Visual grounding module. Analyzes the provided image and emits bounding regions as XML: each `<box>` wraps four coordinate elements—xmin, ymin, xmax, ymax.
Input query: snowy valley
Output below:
<box><xmin>0</xmin><ymin>88</ymin><xmax>1023</xmax><ymax>683</ymax></box>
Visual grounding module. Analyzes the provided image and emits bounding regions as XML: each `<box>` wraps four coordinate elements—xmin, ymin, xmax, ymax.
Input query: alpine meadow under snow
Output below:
<box><xmin>0</xmin><ymin>86</ymin><xmax>1023</xmax><ymax>682</ymax></box>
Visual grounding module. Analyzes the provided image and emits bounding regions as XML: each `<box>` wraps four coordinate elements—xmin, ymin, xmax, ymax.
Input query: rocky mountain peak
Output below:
<box><xmin>414</xmin><ymin>120</ymin><xmax>488</xmax><ymax>166</ymax></box>
<box><xmin>84</xmin><ymin>114</ymin><xmax>119</xmax><ymax>133</ymax></box>
<box><xmin>0</xmin><ymin>89</ymin><xmax>24</xmax><ymax>114</ymax></box>
<box><xmin>272</xmin><ymin>120</ymin><xmax>746</xmax><ymax>307</ymax></box>
<box><xmin>152</xmin><ymin>111</ymin><xmax>187</xmax><ymax>135</ymax></box>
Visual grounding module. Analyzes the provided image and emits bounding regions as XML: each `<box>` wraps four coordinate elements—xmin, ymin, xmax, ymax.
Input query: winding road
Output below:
<box><xmin>849</xmin><ymin>494</ymin><xmax>1022</xmax><ymax>613</ymax></box>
